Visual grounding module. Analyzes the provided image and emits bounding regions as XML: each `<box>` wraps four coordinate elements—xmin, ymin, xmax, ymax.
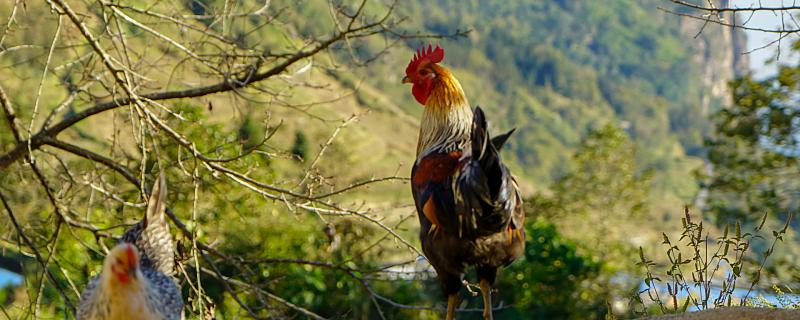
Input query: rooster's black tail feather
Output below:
<box><xmin>454</xmin><ymin>107</ymin><xmax>518</xmax><ymax>238</ymax></box>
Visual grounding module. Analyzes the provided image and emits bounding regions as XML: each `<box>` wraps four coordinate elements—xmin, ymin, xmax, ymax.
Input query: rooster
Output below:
<box><xmin>77</xmin><ymin>173</ymin><xmax>183</xmax><ymax>320</ymax></box>
<box><xmin>403</xmin><ymin>44</ymin><xmax>525</xmax><ymax>320</ymax></box>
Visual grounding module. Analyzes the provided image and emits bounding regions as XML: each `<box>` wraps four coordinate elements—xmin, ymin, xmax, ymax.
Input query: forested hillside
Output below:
<box><xmin>341</xmin><ymin>0</ymin><xmax>747</xmax><ymax>206</ymax></box>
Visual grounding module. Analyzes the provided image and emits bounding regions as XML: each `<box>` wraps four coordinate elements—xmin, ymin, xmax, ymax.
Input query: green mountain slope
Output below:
<box><xmin>334</xmin><ymin>0</ymin><xmax>742</xmax><ymax>209</ymax></box>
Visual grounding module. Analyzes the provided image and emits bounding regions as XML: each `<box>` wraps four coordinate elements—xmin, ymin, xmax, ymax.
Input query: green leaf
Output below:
<box><xmin>757</xmin><ymin>212</ymin><xmax>768</xmax><ymax>231</ymax></box>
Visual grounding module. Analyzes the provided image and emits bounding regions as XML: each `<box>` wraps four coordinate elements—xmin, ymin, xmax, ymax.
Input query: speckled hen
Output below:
<box><xmin>77</xmin><ymin>173</ymin><xmax>182</xmax><ymax>320</ymax></box>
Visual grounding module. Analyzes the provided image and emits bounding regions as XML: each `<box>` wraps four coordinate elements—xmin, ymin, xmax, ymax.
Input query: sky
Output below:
<box><xmin>738</xmin><ymin>1</ymin><xmax>800</xmax><ymax>79</ymax></box>
<box><xmin>0</xmin><ymin>268</ymin><xmax>22</xmax><ymax>288</ymax></box>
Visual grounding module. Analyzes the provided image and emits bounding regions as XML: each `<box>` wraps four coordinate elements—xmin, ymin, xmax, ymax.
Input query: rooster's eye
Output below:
<box><xmin>419</xmin><ymin>69</ymin><xmax>434</xmax><ymax>78</ymax></box>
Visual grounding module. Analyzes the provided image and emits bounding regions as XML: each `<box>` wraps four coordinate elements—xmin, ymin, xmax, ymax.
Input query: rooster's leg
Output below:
<box><xmin>476</xmin><ymin>266</ymin><xmax>497</xmax><ymax>320</ymax></box>
<box><xmin>479</xmin><ymin>279</ymin><xmax>493</xmax><ymax>320</ymax></box>
<box><xmin>446</xmin><ymin>294</ymin><xmax>458</xmax><ymax>320</ymax></box>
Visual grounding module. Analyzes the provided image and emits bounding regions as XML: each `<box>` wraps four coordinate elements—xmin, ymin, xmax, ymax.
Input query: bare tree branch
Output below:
<box><xmin>0</xmin><ymin>0</ymin><xmax>469</xmax><ymax>317</ymax></box>
<box><xmin>665</xmin><ymin>0</ymin><xmax>800</xmax><ymax>34</ymax></box>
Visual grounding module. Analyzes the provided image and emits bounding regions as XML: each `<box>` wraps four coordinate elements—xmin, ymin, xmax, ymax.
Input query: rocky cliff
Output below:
<box><xmin>679</xmin><ymin>0</ymin><xmax>750</xmax><ymax>114</ymax></box>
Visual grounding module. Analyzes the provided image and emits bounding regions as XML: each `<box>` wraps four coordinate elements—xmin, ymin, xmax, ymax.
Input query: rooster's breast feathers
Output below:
<box><xmin>412</xmin><ymin>151</ymin><xmax>462</xmax><ymax>233</ymax></box>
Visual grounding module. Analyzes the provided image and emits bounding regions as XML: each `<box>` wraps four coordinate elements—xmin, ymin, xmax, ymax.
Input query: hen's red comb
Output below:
<box><xmin>406</xmin><ymin>44</ymin><xmax>444</xmax><ymax>75</ymax></box>
<box><xmin>125</xmin><ymin>244</ymin><xmax>137</xmax><ymax>264</ymax></box>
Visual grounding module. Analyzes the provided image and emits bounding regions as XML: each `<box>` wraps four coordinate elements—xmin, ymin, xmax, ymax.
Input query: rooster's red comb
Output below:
<box><xmin>406</xmin><ymin>44</ymin><xmax>444</xmax><ymax>75</ymax></box>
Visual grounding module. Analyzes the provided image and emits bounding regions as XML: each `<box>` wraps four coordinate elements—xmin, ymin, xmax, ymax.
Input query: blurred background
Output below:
<box><xmin>0</xmin><ymin>0</ymin><xmax>799</xmax><ymax>319</ymax></box>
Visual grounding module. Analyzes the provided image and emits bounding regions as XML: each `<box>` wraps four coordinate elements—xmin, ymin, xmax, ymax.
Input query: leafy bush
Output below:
<box><xmin>498</xmin><ymin>219</ymin><xmax>604</xmax><ymax>319</ymax></box>
<box><xmin>634</xmin><ymin>208</ymin><xmax>793</xmax><ymax>316</ymax></box>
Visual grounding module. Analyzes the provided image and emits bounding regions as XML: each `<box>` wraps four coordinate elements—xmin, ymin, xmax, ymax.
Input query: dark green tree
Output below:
<box><xmin>497</xmin><ymin>219</ymin><xmax>603</xmax><ymax>320</ymax></box>
<box><xmin>524</xmin><ymin>124</ymin><xmax>652</xmax><ymax>318</ymax></box>
<box><xmin>291</xmin><ymin>130</ymin><xmax>309</xmax><ymax>162</ymax></box>
<box><xmin>701</xmin><ymin>53</ymin><xmax>800</xmax><ymax>225</ymax></box>
<box><xmin>550</xmin><ymin>124</ymin><xmax>651</xmax><ymax>219</ymax></box>
<box><xmin>237</xmin><ymin>115</ymin><xmax>264</xmax><ymax>150</ymax></box>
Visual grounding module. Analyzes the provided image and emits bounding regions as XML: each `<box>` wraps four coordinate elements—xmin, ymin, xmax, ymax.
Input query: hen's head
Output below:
<box><xmin>403</xmin><ymin>44</ymin><xmax>446</xmax><ymax>105</ymax></box>
<box><xmin>103</xmin><ymin>243</ymin><xmax>141</xmax><ymax>286</ymax></box>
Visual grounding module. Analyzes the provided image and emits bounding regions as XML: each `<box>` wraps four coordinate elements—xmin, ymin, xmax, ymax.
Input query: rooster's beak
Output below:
<box><xmin>402</xmin><ymin>76</ymin><xmax>412</xmax><ymax>84</ymax></box>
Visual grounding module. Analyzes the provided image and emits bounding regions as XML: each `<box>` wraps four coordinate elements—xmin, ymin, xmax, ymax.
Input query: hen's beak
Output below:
<box><xmin>402</xmin><ymin>76</ymin><xmax>412</xmax><ymax>84</ymax></box>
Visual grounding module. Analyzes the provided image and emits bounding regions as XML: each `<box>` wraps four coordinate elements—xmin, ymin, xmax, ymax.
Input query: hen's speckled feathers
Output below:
<box><xmin>77</xmin><ymin>173</ymin><xmax>182</xmax><ymax>320</ymax></box>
